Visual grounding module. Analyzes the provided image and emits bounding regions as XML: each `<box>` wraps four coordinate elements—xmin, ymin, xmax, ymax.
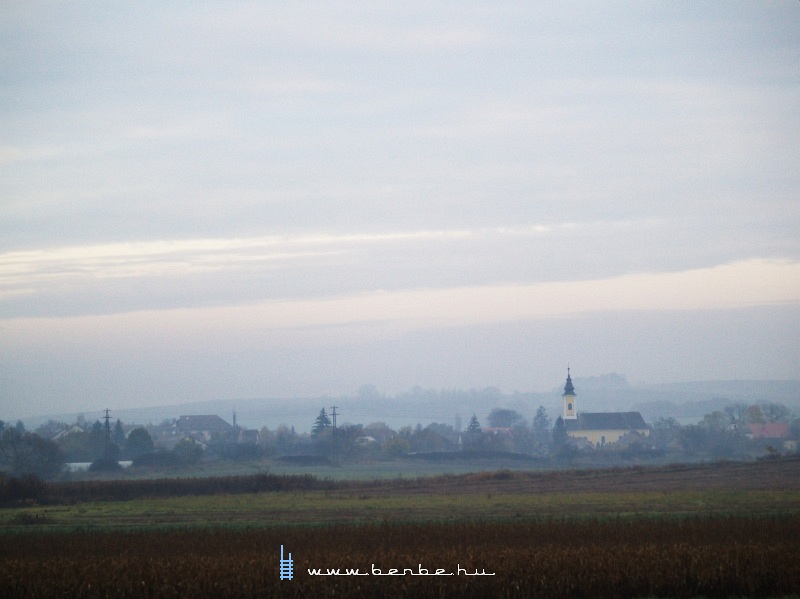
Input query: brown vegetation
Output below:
<box><xmin>2</xmin><ymin>459</ymin><xmax>799</xmax><ymax>596</ymax></box>
<box><xmin>2</xmin><ymin>516</ymin><xmax>799</xmax><ymax>598</ymax></box>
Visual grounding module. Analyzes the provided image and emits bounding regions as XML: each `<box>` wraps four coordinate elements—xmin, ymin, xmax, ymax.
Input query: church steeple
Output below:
<box><xmin>563</xmin><ymin>367</ymin><xmax>577</xmax><ymax>419</ymax></box>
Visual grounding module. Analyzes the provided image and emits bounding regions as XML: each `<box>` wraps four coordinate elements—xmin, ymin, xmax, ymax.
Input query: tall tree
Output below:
<box><xmin>723</xmin><ymin>403</ymin><xmax>748</xmax><ymax>425</ymax></box>
<box><xmin>702</xmin><ymin>411</ymin><xmax>732</xmax><ymax>431</ymax></box>
<box><xmin>743</xmin><ymin>405</ymin><xmax>765</xmax><ymax>424</ymax></box>
<box><xmin>311</xmin><ymin>408</ymin><xmax>331</xmax><ymax>436</ymax></box>
<box><xmin>463</xmin><ymin>414</ymin><xmax>484</xmax><ymax>451</ymax></box>
<box><xmin>532</xmin><ymin>406</ymin><xmax>551</xmax><ymax>437</ymax></box>
<box><xmin>762</xmin><ymin>403</ymin><xmax>790</xmax><ymax>423</ymax></box>
<box><xmin>466</xmin><ymin>414</ymin><xmax>482</xmax><ymax>434</ymax></box>
<box><xmin>126</xmin><ymin>427</ymin><xmax>154</xmax><ymax>457</ymax></box>
<box><xmin>113</xmin><ymin>419</ymin><xmax>126</xmax><ymax>447</ymax></box>
<box><xmin>530</xmin><ymin>406</ymin><xmax>551</xmax><ymax>452</ymax></box>
<box><xmin>552</xmin><ymin>416</ymin><xmax>568</xmax><ymax>450</ymax></box>
<box><xmin>0</xmin><ymin>428</ymin><xmax>63</xmax><ymax>479</ymax></box>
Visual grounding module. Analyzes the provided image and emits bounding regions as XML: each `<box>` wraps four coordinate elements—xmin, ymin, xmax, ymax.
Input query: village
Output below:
<box><xmin>2</xmin><ymin>372</ymin><xmax>798</xmax><ymax>480</ymax></box>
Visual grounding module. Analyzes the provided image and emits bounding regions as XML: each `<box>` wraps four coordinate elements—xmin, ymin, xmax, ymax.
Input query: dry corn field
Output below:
<box><xmin>2</xmin><ymin>516</ymin><xmax>800</xmax><ymax>598</ymax></box>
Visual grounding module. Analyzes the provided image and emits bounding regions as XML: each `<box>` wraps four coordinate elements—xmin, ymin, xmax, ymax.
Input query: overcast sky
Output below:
<box><xmin>2</xmin><ymin>2</ymin><xmax>799</xmax><ymax>420</ymax></box>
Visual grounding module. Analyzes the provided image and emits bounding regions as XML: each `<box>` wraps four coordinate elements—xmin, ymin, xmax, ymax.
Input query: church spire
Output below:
<box><xmin>562</xmin><ymin>367</ymin><xmax>577</xmax><ymax>419</ymax></box>
<box><xmin>563</xmin><ymin>367</ymin><xmax>575</xmax><ymax>397</ymax></box>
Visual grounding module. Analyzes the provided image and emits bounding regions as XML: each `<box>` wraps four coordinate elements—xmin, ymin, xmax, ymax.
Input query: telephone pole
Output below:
<box><xmin>103</xmin><ymin>408</ymin><xmax>112</xmax><ymax>459</ymax></box>
<box><xmin>329</xmin><ymin>406</ymin><xmax>339</xmax><ymax>466</ymax></box>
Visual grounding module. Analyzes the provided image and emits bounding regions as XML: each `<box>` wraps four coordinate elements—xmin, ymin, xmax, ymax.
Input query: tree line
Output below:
<box><xmin>2</xmin><ymin>399</ymin><xmax>798</xmax><ymax>481</ymax></box>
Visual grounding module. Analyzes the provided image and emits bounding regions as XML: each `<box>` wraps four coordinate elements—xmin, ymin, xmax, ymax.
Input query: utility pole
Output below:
<box><xmin>103</xmin><ymin>408</ymin><xmax>112</xmax><ymax>459</ymax></box>
<box><xmin>329</xmin><ymin>406</ymin><xmax>339</xmax><ymax>466</ymax></box>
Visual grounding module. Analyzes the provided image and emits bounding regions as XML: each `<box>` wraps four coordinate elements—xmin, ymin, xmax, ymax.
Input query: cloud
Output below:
<box><xmin>0</xmin><ymin>223</ymin><xmax>639</xmax><ymax>312</ymax></box>
<box><xmin>5</xmin><ymin>258</ymin><xmax>798</xmax><ymax>349</ymax></box>
<box><xmin>3</xmin><ymin>220</ymin><xmax>798</xmax><ymax>320</ymax></box>
<box><xmin>0</xmin><ymin>145</ymin><xmax>67</xmax><ymax>165</ymax></box>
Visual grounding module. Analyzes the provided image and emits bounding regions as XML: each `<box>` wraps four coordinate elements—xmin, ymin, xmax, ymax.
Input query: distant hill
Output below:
<box><xmin>630</xmin><ymin>380</ymin><xmax>800</xmax><ymax>423</ymax></box>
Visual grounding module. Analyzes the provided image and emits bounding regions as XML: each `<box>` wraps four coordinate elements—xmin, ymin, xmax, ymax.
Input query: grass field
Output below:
<box><xmin>2</xmin><ymin>458</ymin><xmax>799</xmax><ymax>597</ymax></box>
<box><xmin>2</xmin><ymin>487</ymin><xmax>799</xmax><ymax>530</ymax></box>
<box><xmin>65</xmin><ymin>455</ymin><xmax>548</xmax><ymax>481</ymax></box>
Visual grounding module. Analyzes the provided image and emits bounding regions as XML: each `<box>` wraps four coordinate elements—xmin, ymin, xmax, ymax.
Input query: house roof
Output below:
<box><xmin>747</xmin><ymin>423</ymin><xmax>790</xmax><ymax>439</ymax></box>
<box><xmin>36</xmin><ymin>422</ymin><xmax>67</xmax><ymax>439</ymax></box>
<box><xmin>566</xmin><ymin>412</ymin><xmax>648</xmax><ymax>432</ymax></box>
<box><xmin>176</xmin><ymin>415</ymin><xmax>233</xmax><ymax>433</ymax></box>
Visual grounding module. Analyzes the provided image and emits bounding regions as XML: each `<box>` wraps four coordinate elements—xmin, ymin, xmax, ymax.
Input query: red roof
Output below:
<box><xmin>747</xmin><ymin>423</ymin><xmax>790</xmax><ymax>439</ymax></box>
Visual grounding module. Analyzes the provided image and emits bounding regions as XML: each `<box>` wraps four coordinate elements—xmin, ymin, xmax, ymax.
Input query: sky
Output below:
<box><xmin>1</xmin><ymin>1</ymin><xmax>799</xmax><ymax>420</ymax></box>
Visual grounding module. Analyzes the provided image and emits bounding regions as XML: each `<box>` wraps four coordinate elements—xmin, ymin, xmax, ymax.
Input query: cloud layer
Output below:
<box><xmin>1</xmin><ymin>2</ymin><xmax>798</xmax><ymax>417</ymax></box>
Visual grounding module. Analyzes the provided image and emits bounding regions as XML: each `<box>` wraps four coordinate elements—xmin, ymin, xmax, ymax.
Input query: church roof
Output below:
<box><xmin>565</xmin><ymin>412</ymin><xmax>648</xmax><ymax>432</ymax></box>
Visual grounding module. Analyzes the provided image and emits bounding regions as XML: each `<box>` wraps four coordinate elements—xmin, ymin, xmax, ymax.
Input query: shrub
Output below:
<box><xmin>0</xmin><ymin>473</ymin><xmax>46</xmax><ymax>505</ymax></box>
<box><xmin>173</xmin><ymin>438</ymin><xmax>203</xmax><ymax>465</ymax></box>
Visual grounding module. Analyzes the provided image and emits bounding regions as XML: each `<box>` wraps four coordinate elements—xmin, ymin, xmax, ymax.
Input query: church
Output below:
<box><xmin>561</xmin><ymin>369</ymin><xmax>649</xmax><ymax>447</ymax></box>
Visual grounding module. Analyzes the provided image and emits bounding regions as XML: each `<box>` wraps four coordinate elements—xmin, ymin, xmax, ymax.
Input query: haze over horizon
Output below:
<box><xmin>2</xmin><ymin>2</ymin><xmax>799</xmax><ymax>420</ymax></box>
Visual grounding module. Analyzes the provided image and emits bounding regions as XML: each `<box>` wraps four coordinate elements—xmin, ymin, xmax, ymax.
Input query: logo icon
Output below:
<box><xmin>279</xmin><ymin>545</ymin><xmax>294</xmax><ymax>581</ymax></box>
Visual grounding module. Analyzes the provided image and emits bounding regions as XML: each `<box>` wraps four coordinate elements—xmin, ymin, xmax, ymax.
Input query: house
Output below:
<box><xmin>560</xmin><ymin>369</ymin><xmax>650</xmax><ymax>447</ymax></box>
<box><xmin>482</xmin><ymin>427</ymin><xmax>515</xmax><ymax>436</ymax></box>
<box><xmin>355</xmin><ymin>436</ymin><xmax>378</xmax><ymax>447</ymax></box>
<box><xmin>237</xmin><ymin>429</ymin><xmax>259</xmax><ymax>444</ymax></box>
<box><xmin>480</xmin><ymin>427</ymin><xmax>516</xmax><ymax>451</ymax></box>
<box><xmin>747</xmin><ymin>422</ymin><xmax>795</xmax><ymax>452</ymax></box>
<box><xmin>747</xmin><ymin>422</ymin><xmax>790</xmax><ymax>440</ymax></box>
<box><xmin>176</xmin><ymin>415</ymin><xmax>234</xmax><ymax>443</ymax></box>
<box><xmin>37</xmin><ymin>422</ymin><xmax>85</xmax><ymax>442</ymax></box>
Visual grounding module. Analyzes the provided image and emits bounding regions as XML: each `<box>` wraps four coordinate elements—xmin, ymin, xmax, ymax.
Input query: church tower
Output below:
<box><xmin>563</xmin><ymin>367</ymin><xmax>577</xmax><ymax>419</ymax></box>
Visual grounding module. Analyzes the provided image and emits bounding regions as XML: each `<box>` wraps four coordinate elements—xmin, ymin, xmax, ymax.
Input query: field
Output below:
<box><xmin>2</xmin><ymin>458</ymin><xmax>800</xmax><ymax>597</ymax></box>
